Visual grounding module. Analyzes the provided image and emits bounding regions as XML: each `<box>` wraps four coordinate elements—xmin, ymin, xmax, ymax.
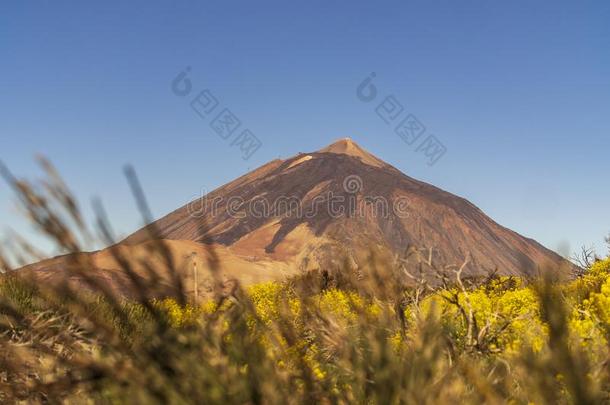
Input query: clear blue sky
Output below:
<box><xmin>1</xmin><ymin>1</ymin><xmax>609</xmax><ymax>258</ymax></box>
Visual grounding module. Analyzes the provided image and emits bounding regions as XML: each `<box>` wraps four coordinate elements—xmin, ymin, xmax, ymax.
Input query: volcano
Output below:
<box><xmin>23</xmin><ymin>138</ymin><xmax>571</xmax><ymax>294</ymax></box>
<box><xmin>125</xmin><ymin>138</ymin><xmax>566</xmax><ymax>275</ymax></box>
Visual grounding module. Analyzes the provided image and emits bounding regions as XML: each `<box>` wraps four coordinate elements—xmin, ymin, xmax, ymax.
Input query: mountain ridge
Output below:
<box><xmin>21</xmin><ymin>138</ymin><xmax>572</xmax><ymax>297</ymax></box>
<box><xmin>125</xmin><ymin>138</ymin><xmax>568</xmax><ymax>277</ymax></box>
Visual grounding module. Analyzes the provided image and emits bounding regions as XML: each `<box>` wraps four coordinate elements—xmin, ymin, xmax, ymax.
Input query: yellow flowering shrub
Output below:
<box><xmin>585</xmin><ymin>276</ymin><xmax>610</xmax><ymax>330</ymax></box>
<box><xmin>590</xmin><ymin>257</ymin><xmax>610</xmax><ymax>274</ymax></box>
<box><xmin>317</xmin><ymin>289</ymin><xmax>363</xmax><ymax>321</ymax></box>
<box><xmin>567</xmin><ymin>258</ymin><xmax>610</xmax><ymax>352</ymax></box>
<box><xmin>153</xmin><ymin>298</ymin><xmax>203</xmax><ymax>327</ymax></box>
<box><xmin>248</xmin><ymin>282</ymin><xmax>289</xmax><ymax>324</ymax></box>
<box><xmin>155</xmin><ymin>264</ymin><xmax>610</xmax><ymax>363</ymax></box>
<box><xmin>565</xmin><ymin>259</ymin><xmax>610</xmax><ymax>303</ymax></box>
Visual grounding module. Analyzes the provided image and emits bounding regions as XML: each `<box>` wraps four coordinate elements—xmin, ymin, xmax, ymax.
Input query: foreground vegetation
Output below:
<box><xmin>0</xmin><ymin>255</ymin><xmax>609</xmax><ymax>404</ymax></box>
<box><xmin>0</xmin><ymin>161</ymin><xmax>608</xmax><ymax>404</ymax></box>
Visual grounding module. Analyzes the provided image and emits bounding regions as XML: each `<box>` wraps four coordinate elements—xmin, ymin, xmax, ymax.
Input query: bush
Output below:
<box><xmin>1</xmin><ymin>162</ymin><xmax>608</xmax><ymax>403</ymax></box>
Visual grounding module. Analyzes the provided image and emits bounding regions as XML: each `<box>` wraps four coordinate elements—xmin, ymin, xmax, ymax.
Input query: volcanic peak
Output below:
<box><xmin>317</xmin><ymin>138</ymin><xmax>386</xmax><ymax>168</ymax></box>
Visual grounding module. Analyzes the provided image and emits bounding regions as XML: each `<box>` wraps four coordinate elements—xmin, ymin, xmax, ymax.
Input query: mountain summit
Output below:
<box><xmin>317</xmin><ymin>137</ymin><xmax>387</xmax><ymax>168</ymax></box>
<box><xmin>24</xmin><ymin>138</ymin><xmax>571</xmax><ymax>295</ymax></box>
<box><xmin>123</xmin><ymin>138</ymin><xmax>568</xmax><ymax>278</ymax></box>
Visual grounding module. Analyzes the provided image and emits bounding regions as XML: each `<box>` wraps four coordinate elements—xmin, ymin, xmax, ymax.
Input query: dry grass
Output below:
<box><xmin>0</xmin><ymin>160</ymin><xmax>608</xmax><ymax>404</ymax></box>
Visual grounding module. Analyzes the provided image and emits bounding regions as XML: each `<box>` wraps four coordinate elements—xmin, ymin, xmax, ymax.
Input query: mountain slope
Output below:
<box><xmin>124</xmin><ymin>138</ymin><xmax>567</xmax><ymax>277</ymax></box>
